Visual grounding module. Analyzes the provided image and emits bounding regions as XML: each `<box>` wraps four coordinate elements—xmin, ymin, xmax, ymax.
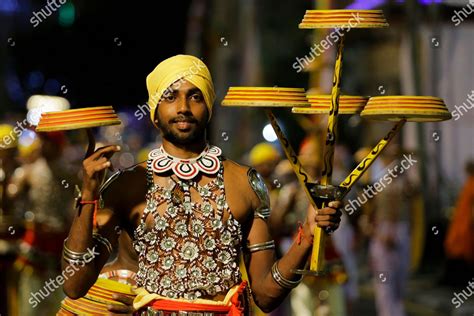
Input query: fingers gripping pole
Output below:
<box><xmin>84</xmin><ymin>128</ymin><xmax>108</xmax><ymax>188</ymax></box>
<box><xmin>310</xmin><ymin>34</ymin><xmax>345</xmax><ymax>272</ymax></box>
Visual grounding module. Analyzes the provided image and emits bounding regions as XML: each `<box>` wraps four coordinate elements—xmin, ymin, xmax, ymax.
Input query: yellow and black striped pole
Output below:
<box><xmin>265</xmin><ymin>110</ymin><xmax>318</xmax><ymax>207</ymax></box>
<box><xmin>308</xmin><ymin>34</ymin><xmax>345</xmax><ymax>272</ymax></box>
<box><xmin>268</xmin><ymin>35</ymin><xmax>346</xmax><ymax>274</ymax></box>
<box><xmin>339</xmin><ymin>119</ymin><xmax>406</xmax><ymax>194</ymax></box>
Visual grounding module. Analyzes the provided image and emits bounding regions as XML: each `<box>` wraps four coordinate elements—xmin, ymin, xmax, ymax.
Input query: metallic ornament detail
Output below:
<box><xmin>247</xmin><ymin>168</ymin><xmax>271</xmax><ymax>220</ymax></box>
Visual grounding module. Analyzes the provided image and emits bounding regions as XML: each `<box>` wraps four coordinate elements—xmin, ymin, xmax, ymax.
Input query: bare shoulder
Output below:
<box><xmin>222</xmin><ymin>159</ymin><xmax>252</xmax><ymax>190</ymax></box>
<box><xmin>222</xmin><ymin>159</ymin><xmax>260</xmax><ymax>212</ymax></box>
<box><xmin>222</xmin><ymin>159</ymin><xmax>251</xmax><ymax>180</ymax></box>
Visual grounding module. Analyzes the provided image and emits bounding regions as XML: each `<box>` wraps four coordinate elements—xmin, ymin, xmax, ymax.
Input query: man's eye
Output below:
<box><xmin>163</xmin><ymin>95</ymin><xmax>175</xmax><ymax>102</ymax></box>
<box><xmin>191</xmin><ymin>94</ymin><xmax>203</xmax><ymax>102</ymax></box>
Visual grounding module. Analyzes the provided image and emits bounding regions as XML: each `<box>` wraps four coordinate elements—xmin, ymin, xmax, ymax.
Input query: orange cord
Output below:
<box><xmin>296</xmin><ymin>221</ymin><xmax>313</xmax><ymax>245</ymax></box>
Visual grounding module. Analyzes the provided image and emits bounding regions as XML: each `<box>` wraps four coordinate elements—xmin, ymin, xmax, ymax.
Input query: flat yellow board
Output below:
<box><xmin>36</xmin><ymin>106</ymin><xmax>122</xmax><ymax>132</ymax></box>
<box><xmin>293</xmin><ymin>94</ymin><xmax>369</xmax><ymax>114</ymax></box>
<box><xmin>221</xmin><ymin>87</ymin><xmax>310</xmax><ymax>107</ymax></box>
<box><xmin>361</xmin><ymin>96</ymin><xmax>452</xmax><ymax>122</ymax></box>
<box><xmin>299</xmin><ymin>10</ymin><xmax>389</xmax><ymax>29</ymax></box>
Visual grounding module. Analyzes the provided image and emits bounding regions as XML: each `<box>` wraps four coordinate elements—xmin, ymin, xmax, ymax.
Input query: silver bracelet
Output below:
<box><xmin>62</xmin><ymin>246</ymin><xmax>96</xmax><ymax>265</ymax></box>
<box><xmin>63</xmin><ymin>255</ymin><xmax>89</xmax><ymax>266</ymax></box>
<box><xmin>247</xmin><ymin>240</ymin><xmax>275</xmax><ymax>253</ymax></box>
<box><xmin>62</xmin><ymin>238</ymin><xmax>96</xmax><ymax>265</ymax></box>
<box><xmin>63</xmin><ymin>239</ymin><xmax>90</xmax><ymax>259</ymax></box>
<box><xmin>271</xmin><ymin>261</ymin><xmax>303</xmax><ymax>289</ymax></box>
<box><xmin>63</xmin><ymin>239</ymin><xmax>88</xmax><ymax>257</ymax></box>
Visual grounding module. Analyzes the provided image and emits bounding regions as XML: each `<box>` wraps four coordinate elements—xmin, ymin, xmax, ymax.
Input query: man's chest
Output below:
<box><xmin>127</xmin><ymin>179</ymin><xmax>252</xmax><ymax>234</ymax></box>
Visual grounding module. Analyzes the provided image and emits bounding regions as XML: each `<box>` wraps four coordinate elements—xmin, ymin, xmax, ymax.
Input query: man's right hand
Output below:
<box><xmin>82</xmin><ymin>145</ymin><xmax>121</xmax><ymax>199</ymax></box>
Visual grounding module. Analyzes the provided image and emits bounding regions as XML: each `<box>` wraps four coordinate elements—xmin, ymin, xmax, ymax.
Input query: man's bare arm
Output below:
<box><xmin>61</xmin><ymin>145</ymin><xmax>121</xmax><ymax>299</ymax></box>
<box><xmin>243</xmin><ymin>169</ymin><xmax>342</xmax><ymax>312</ymax></box>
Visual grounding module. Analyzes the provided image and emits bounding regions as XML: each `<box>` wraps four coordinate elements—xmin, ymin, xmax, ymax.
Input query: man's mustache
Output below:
<box><xmin>170</xmin><ymin>116</ymin><xmax>198</xmax><ymax>124</ymax></box>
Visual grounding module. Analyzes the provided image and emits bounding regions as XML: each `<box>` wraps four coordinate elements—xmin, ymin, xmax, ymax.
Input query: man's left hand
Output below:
<box><xmin>305</xmin><ymin>201</ymin><xmax>343</xmax><ymax>236</ymax></box>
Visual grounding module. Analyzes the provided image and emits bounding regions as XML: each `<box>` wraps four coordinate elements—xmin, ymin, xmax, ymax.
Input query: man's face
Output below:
<box><xmin>156</xmin><ymin>80</ymin><xmax>209</xmax><ymax>145</ymax></box>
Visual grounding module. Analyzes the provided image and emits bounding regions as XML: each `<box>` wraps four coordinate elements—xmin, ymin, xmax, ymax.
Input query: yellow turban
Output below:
<box><xmin>0</xmin><ymin>124</ymin><xmax>18</xmax><ymax>149</ymax></box>
<box><xmin>249</xmin><ymin>143</ymin><xmax>280</xmax><ymax>166</ymax></box>
<box><xmin>146</xmin><ymin>55</ymin><xmax>215</xmax><ymax>127</ymax></box>
<box><xmin>18</xmin><ymin>136</ymin><xmax>41</xmax><ymax>159</ymax></box>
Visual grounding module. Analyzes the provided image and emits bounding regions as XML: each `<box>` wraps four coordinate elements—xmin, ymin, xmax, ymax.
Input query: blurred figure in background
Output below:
<box><xmin>331</xmin><ymin>144</ymin><xmax>359</xmax><ymax>314</ymax></box>
<box><xmin>270</xmin><ymin>159</ymin><xmax>299</xmax><ymax>241</ymax></box>
<box><xmin>443</xmin><ymin>160</ymin><xmax>474</xmax><ymax>284</ymax></box>
<box><xmin>368</xmin><ymin>145</ymin><xmax>414</xmax><ymax>316</ymax></box>
<box><xmin>0</xmin><ymin>124</ymin><xmax>22</xmax><ymax>316</ymax></box>
<box><xmin>0</xmin><ymin>124</ymin><xmax>20</xmax><ymax>218</ymax></box>
<box><xmin>269</xmin><ymin>136</ymin><xmax>323</xmax><ymax>249</ymax></box>
<box><xmin>8</xmin><ymin>130</ymin><xmax>76</xmax><ymax>315</ymax></box>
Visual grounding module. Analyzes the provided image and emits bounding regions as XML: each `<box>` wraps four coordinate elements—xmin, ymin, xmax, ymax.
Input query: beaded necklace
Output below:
<box><xmin>148</xmin><ymin>145</ymin><xmax>222</xmax><ymax>180</ymax></box>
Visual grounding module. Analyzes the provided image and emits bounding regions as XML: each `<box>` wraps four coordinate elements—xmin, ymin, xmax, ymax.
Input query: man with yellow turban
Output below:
<box><xmin>60</xmin><ymin>54</ymin><xmax>343</xmax><ymax>315</ymax></box>
<box><xmin>248</xmin><ymin>142</ymin><xmax>280</xmax><ymax>180</ymax></box>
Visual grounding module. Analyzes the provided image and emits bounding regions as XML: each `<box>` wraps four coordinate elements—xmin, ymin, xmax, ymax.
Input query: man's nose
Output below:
<box><xmin>177</xmin><ymin>96</ymin><xmax>191</xmax><ymax>113</ymax></box>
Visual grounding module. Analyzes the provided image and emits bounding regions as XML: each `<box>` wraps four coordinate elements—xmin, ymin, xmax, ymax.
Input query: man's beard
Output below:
<box><xmin>157</xmin><ymin>115</ymin><xmax>207</xmax><ymax>145</ymax></box>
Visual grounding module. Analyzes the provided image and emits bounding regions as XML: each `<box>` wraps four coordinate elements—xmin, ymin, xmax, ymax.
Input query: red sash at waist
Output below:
<box><xmin>145</xmin><ymin>281</ymin><xmax>248</xmax><ymax>316</ymax></box>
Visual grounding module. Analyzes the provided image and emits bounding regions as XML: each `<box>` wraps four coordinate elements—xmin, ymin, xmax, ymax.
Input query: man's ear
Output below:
<box><xmin>154</xmin><ymin>107</ymin><xmax>160</xmax><ymax>125</ymax></box>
